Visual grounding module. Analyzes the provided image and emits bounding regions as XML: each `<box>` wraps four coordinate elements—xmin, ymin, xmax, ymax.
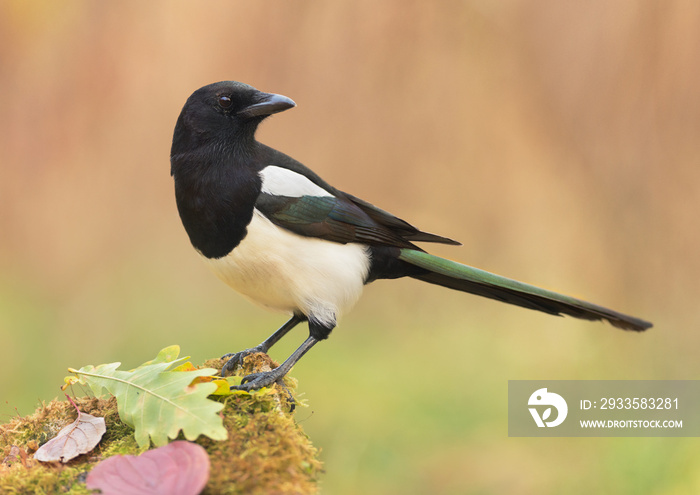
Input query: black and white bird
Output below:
<box><xmin>170</xmin><ymin>81</ymin><xmax>651</xmax><ymax>391</ymax></box>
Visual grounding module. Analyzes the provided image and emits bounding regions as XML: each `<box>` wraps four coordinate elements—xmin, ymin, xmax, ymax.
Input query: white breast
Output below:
<box><xmin>200</xmin><ymin>209</ymin><xmax>371</xmax><ymax>328</ymax></box>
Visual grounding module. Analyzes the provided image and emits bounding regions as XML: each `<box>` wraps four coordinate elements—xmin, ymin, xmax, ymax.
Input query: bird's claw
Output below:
<box><xmin>231</xmin><ymin>368</ymin><xmax>297</xmax><ymax>411</ymax></box>
<box><xmin>230</xmin><ymin>369</ymin><xmax>285</xmax><ymax>391</ymax></box>
<box><xmin>220</xmin><ymin>346</ymin><xmax>265</xmax><ymax>377</ymax></box>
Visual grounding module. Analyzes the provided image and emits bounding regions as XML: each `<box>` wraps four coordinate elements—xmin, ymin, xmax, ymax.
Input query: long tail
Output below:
<box><xmin>398</xmin><ymin>249</ymin><xmax>652</xmax><ymax>331</ymax></box>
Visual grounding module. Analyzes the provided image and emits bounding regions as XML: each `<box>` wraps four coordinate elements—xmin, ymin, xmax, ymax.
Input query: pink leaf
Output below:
<box><xmin>86</xmin><ymin>441</ymin><xmax>210</xmax><ymax>495</ymax></box>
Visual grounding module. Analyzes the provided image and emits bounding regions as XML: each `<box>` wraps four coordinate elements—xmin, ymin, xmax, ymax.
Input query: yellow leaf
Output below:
<box><xmin>172</xmin><ymin>361</ymin><xmax>196</xmax><ymax>372</ymax></box>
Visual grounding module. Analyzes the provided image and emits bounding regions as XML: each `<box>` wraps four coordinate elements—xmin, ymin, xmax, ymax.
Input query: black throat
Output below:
<box><xmin>171</xmin><ymin>139</ymin><xmax>262</xmax><ymax>259</ymax></box>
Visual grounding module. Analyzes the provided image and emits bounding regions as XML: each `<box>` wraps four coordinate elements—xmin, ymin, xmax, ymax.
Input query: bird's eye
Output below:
<box><xmin>218</xmin><ymin>96</ymin><xmax>232</xmax><ymax>109</ymax></box>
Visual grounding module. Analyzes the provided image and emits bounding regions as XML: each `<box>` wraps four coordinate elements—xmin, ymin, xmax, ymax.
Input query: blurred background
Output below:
<box><xmin>1</xmin><ymin>1</ymin><xmax>698</xmax><ymax>493</ymax></box>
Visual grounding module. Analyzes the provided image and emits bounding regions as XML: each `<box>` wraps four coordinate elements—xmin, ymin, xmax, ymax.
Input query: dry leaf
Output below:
<box><xmin>2</xmin><ymin>445</ymin><xmax>24</xmax><ymax>467</ymax></box>
<box><xmin>86</xmin><ymin>440</ymin><xmax>210</xmax><ymax>495</ymax></box>
<box><xmin>34</xmin><ymin>411</ymin><xmax>106</xmax><ymax>463</ymax></box>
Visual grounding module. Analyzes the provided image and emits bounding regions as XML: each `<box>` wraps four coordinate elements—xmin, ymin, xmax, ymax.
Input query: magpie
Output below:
<box><xmin>170</xmin><ymin>81</ymin><xmax>652</xmax><ymax>391</ymax></box>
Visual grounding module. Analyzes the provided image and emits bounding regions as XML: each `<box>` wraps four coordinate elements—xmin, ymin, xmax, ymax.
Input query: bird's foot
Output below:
<box><xmin>230</xmin><ymin>366</ymin><xmax>288</xmax><ymax>392</ymax></box>
<box><xmin>220</xmin><ymin>345</ymin><xmax>267</xmax><ymax>377</ymax></box>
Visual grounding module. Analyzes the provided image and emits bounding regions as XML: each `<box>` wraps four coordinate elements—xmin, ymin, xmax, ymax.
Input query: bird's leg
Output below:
<box><xmin>230</xmin><ymin>317</ymin><xmax>333</xmax><ymax>391</ymax></box>
<box><xmin>230</xmin><ymin>335</ymin><xmax>319</xmax><ymax>391</ymax></box>
<box><xmin>221</xmin><ymin>314</ymin><xmax>304</xmax><ymax>377</ymax></box>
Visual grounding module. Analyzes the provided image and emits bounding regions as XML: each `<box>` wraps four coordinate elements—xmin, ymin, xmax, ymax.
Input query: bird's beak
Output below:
<box><xmin>238</xmin><ymin>92</ymin><xmax>296</xmax><ymax>118</ymax></box>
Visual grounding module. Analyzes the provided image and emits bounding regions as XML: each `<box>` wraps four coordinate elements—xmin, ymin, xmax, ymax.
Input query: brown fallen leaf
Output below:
<box><xmin>2</xmin><ymin>445</ymin><xmax>21</xmax><ymax>466</ymax></box>
<box><xmin>86</xmin><ymin>440</ymin><xmax>210</xmax><ymax>495</ymax></box>
<box><xmin>34</xmin><ymin>396</ymin><xmax>106</xmax><ymax>463</ymax></box>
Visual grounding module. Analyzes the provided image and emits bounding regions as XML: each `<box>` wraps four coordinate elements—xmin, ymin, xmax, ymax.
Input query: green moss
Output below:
<box><xmin>0</xmin><ymin>354</ymin><xmax>322</xmax><ymax>494</ymax></box>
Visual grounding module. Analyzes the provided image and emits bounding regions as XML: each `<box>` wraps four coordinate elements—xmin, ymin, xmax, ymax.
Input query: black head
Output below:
<box><xmin>170</xmin><ymin>81</ymin><xmax>295</xmax><ymax>159</ymax></box>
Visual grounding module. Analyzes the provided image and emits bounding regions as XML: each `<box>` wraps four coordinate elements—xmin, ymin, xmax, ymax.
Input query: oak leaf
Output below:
<box><xmin>67</xmin><ymin>345</ymin><xmax>227</xmax><ymax>448</ymax></box>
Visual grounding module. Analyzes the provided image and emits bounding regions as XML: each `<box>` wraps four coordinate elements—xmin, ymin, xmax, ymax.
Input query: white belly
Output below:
<box><xmin>200</xmin><ymin>209</ymin><xmax>371</xmax><ymax>328</ymax></box>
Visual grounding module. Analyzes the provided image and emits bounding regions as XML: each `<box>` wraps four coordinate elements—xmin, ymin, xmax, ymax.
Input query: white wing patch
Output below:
<box><xmin>259</xmin><ymin>166</ymin><xmax>332</xmax><ymax>198</ymax></box>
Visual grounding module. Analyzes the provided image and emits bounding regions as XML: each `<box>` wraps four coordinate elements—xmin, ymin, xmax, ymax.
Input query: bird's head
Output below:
<box><xmin>171</xmin><ymin>81</ymin><xmax>295</xmax><ymax>158</ymax></box>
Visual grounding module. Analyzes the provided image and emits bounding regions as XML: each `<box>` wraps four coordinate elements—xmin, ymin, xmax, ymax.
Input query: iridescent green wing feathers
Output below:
<box><xmin>255</xmin><ymin>192</ymin><xmax>457</xmax><ymax>248</ymax></box>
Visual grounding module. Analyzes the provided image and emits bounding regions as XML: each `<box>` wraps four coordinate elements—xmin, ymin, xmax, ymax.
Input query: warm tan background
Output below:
<box><xmin>1</xmin><ymin>1</ymin><xmax>698</xmax><ymax>494</ymax></box>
